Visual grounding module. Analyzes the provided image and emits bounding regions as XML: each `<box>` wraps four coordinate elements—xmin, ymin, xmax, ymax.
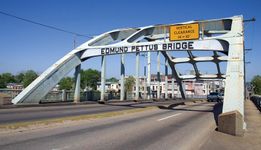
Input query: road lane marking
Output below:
<box><xmin>157</xmin><ymin>113</ymin><xmax>182</xmax><ymax>121</ymax></box>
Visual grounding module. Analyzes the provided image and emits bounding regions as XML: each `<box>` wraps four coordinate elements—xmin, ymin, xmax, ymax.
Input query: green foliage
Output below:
<box><xmin>80</xmin><ymin>69</ymin><xmax>101</xmax><ymax>90</ymax></box>
<box><xmin>59</xmin><ymin>77</ymin><xmax>74</xmax><ymax>90</ymax></box>
<box><xmin>22</xmin><ymin>70</ymin><xmax>38</xmax><ymax>88</ymax></box>
<box><xmin>106</xmin><ymin>77</ymin><xmax>118</xmax><ymax>83</ymax></box>
<box><xmin>124</xmin><ymin>76</ymin><xmax>135</xmax><ymax>93</ymax></box>
<box><xmin>0</xmin><ymin>71</ymin><xmax>38</xmax><ymax>88</ymax></box>
<box><xmin>0</xmin><ymin>75</ymin><xmax>5</xmax><ymax>88</ymax></box>
<box><xmin>251</xmin><ymin>75</ymin><xmax>261</xmax><ymax>95</ymax></box>
<box><xmin>0</xmin><ymin>73</ymin><xmax>15</xmax><ymax>88</ymax></box>
<box><xmin>15</xmin><ymin>73</ymin><xmax>25</xmax><ymax>83</ymax></box>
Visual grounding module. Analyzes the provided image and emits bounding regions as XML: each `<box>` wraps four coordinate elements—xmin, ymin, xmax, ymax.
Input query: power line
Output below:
<box><xmin>0</xmin><ymin>10</ymin><xmax>92</xmax><ymax>38</ymax></box>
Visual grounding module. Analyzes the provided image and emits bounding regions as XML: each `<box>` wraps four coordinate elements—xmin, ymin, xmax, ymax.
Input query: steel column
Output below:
<box><xmin>62</xmin><ymin>89</ymin><xmax>67</xmax><ymax>102</ymax></box>
<box><xmin>171</xmin><ymin>72</ymin><xmax>175</xmax><ymax>99</ymax></box>
<box><xmin>120</xmin><ymin>54</ymin><xmax>125</xmax><ymax>101</ymax></box>
<box><xmin>147</xmin><ymin>52</ymin><xmax>151</xmax><ymax>100</ymax></box>
<box><xmin>74</xmin><ymin>64</ymin><xmax>81</xmax><ymax>103</ymax></box>
<box><xmin>144</xmin><ymin>66</ymin><xmax>147</xmax><ymax>100</ymax></box>
<box><xmin>165</xmin><ymin>58</ymin><xmax>168</xmax><ymax>99</ymax></box>
<box><xmin>157</xmin><ymin>51</ymin><xmax>161</xmax><ymax>99</ymax></box>
<box><xmin>100</xmin><ymin>56</ymin><xmax>106</xmax><ymax>101</ymax></box>
<box><xmin>135</xmin><ymin>52</ymin><xmax>140</xmax><ymax>100</ymax></box>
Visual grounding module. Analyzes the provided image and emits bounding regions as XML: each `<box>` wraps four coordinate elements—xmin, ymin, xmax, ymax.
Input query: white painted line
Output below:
<box><xmin>157</xmin><ymin>113</ymin><xmax>182</xmax><ymax>121</ymax></box>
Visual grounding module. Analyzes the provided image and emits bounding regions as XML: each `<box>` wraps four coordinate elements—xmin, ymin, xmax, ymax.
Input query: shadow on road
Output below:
<box><xmin>157</xmin><ymin>102</ymin><xmax>185</xmax><ymax>110</ymax></box>
<box><xmin>158</xmin><ymin>102</ymin><xmax>212</xmax><ymax>112</ymax></box>
<box><xmin>101</xmin><ymin>102</ymin><xmax>151</xmax><ymax>108</ymax></box>
<box><xmin>157</xmin><ymin>102</ymin><xmax>223</xmax><ymax>126</ymax></box>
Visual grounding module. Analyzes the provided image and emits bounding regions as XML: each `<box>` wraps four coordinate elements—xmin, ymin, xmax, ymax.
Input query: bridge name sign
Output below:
<box><xmin>101</xmin><ymin>41</ymin><xmax>194</xmax><ymax>55</ymax></box>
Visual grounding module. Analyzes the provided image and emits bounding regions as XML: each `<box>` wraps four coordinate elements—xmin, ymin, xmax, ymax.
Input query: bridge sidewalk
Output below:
<box><xmin>200</xmin><ymin>100</ymin><xmax>261</xmax><ymax>150</ymax></box>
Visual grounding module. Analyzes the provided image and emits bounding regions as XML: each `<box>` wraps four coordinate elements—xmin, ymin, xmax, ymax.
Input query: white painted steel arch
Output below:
<box><xmin>12</xmin><ymin>15</ymin><xmax>244</xmax><ymax>122</ymax></box>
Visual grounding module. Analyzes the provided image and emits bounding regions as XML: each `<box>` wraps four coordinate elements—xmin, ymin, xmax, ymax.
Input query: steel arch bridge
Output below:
<box><xmin>12</xmin><ymin>16</ymin><xmax>245</xmax><ymax>135</ymax></box>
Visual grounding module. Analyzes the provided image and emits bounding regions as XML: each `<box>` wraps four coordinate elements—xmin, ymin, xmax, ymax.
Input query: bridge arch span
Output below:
<box><xmin>12</xmin><ymin>15</ymin><xmax>245</xmax><ymax>135</ymax></box>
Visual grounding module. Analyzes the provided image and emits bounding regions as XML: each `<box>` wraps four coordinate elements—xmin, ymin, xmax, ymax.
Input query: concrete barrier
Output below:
<box><xmin>218</xmin><ymin>110</ymin><xmax>244</xmax><ymax>136</ymax></box>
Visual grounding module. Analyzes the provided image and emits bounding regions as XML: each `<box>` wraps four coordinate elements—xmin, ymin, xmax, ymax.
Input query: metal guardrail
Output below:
<box><xmin>0</xmin><ymin>88</ymin><xmax>207</xmax><ymax>103</ymax></box>
<box><xmin>251</xmin><ymin>95</ymin><xmax>261</xmax><ymax>112</ymax></box>
<box><xmin>0</xmin><ymin>89</ymin><xmax>122</xmax><ymax>103</ymax></box>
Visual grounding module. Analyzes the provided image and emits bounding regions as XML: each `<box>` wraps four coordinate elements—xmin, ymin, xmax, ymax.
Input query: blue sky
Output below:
<box><xmin>0</xmin><ymin>0</ymin><xmax>260</xmax><ymax>81</ymax></box>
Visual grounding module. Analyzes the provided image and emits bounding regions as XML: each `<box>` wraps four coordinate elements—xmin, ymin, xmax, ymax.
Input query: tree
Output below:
<box><xmin>106</xmin><ymin>77</ymin><xmax>118</xmax><ymax>83</ymax></box>
<box><xmin>22</xmin><ymin>70</ymin><xmax>38</xmax><ymax>88</ymax></box>
<box><xmin>59</xmin><ymin>77</ymin><xmax>73</xmax><ymax>90</ymax></box>
<box><xmin>80</xmin><ymin>69</ymin><xmax>101</xmax><ymax>90</ymax></box>
<box><xmin>124</xmin><ymin>76</ymin><xmax>135</xmax><ymax>93</ymax></box>
<box><xmin>0</xmin><ymin>74</ymin><xmax>5</xmax><ymax>88</ymax></box>
<box><xmin>0</xmin><ymin>73</ymin><xmax>15</xmax><ymax>88</ymax></box>
<box><xmin>251</xmin><ymin>75</ymin><xmax>261</xmax><ymax>95</ymax></box>
<box><xmin>15</xmin><ymin>72</ymin><xmax>25</xmax><ymax>83</ymax></box>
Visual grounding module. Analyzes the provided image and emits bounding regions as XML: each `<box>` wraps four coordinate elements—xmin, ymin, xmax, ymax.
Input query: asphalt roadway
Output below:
<box><xmin>0</xmin><ymin>100</ymin><xmax>189</xmax><ymax>124</ymax></box>
<box><xmin>0</xmin><ymin>101</ymin><xmax>220</xmax><ymax>150</ymax></box>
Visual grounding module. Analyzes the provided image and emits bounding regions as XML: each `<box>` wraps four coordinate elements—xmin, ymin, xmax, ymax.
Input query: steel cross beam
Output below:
<box><xmin>161</xmin><ymin>51</ymin><xmax>186</xmax><ymax>99</ymax></box>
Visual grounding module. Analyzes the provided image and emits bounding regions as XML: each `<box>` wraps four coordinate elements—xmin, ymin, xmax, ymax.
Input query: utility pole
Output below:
<box><xmin>244</xmin><ymin>48</ymin><xmax>252</xmax><ymax>100</ymax></box>
<box><xmin>73</xmin><ymin>35</ymin><xmax>76</xmax><ymax>49</ymax></box>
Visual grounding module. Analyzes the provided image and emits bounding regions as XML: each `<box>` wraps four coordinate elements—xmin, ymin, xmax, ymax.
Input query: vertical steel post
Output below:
<box><xmin>165</xmin><ymin>58</ymin><xmax>168</xmax><ymax>99</ymax></box>
<box><xmin>147</xmin><ymin>52</ymin><xmax>151</xmax><ymax>100</ymax></box>
<box><xmin>157</xmin><ymin>51</ymin><xmax>161</xmax><ymax>99</ymax></box>
<box><xmin>74</xmin><ymin>64</ymin><xmax>81</xmax><ymax>103</ymax></box>
<box><xmin>100</xmin><ymin>56</ymin><xmax>106</xmax><ymax>101</ymax></box>
<box><xmin>120</xmin><ymin>54</ymin><xmax>125</xmax><ymax>101</ymax></box>
<box><xmin>135</xmin><ymin>52</ymin><xmax>140</xmax><ymax>100</ymax></box>
<box><xmin>144</xmin><ymin>66</ymin><xmax>147</xmax><ymax>100</ymax></box>
<box><xmin>62</xmin><ymin>89</ymin><xmax>67</xmax><ymax>102</ymax></box>
<box><xmin>171</xmin><ymin>72</ymin><xmax>175</xmax><ymax>99</ymax></box>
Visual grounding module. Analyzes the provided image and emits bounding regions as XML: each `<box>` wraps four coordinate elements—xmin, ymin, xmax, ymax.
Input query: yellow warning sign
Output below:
<box><xmin>169</xmin><ymin>23</ymin><xmax>199</xmax><ymax>41</ymax></box>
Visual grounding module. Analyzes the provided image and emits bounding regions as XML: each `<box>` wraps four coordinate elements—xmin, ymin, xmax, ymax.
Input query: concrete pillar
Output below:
<box><xmin>165</xmin><ymin>58</ymin><xmax>168</xmax><ymax>99</ymax></box>
<box><xmin>135</xmin><ymin>52</ymin><xmax>140</xmax><ymax>100</ymax></box>
<box><xmin>120</xmin><ymin>54</ymin><xmax>125</xmax><ymax>101</ymax></box>
<box><xmin>157</xmin><ymin>51</ymin><xmax>161</xmax><ymax>99</ymax></box>
<box><xmin>74</xmin><ymin>64</ymin><xmax>81</xmax><ymax>103</ymax></box>
<box><xmin>100</xmin><ymin>56</ymin><xmax>106</xmax><ymax>101</ymax></box>
<box><xmin>147</xmin><ymin>52</ymin><xmax>151</xmax><ymax>100</ymax></box>
<box><xmin>219</xmin><ymin>18</ymin><xmax>245</xmax><ymax>136</ymax></box>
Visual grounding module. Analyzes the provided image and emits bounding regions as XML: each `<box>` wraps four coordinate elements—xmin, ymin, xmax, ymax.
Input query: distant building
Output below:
<box><xmin>97</xmin><ymin>82</ymin><xmax>119</xmax><ymax>92</ymax></box>
<box><xmin>96</xmin><ymin>75</ymin><xmax>225</xmax><ymax>99</ymax></box>
<box><xmin>6</xmin><ymin>83</ymin><xmax>24</xmax><ymax>90</ymax></box>
<box><xmin>137</xmin><ymin>75</ymin><xmax>224</xmax><ymax>98</ymax></box>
